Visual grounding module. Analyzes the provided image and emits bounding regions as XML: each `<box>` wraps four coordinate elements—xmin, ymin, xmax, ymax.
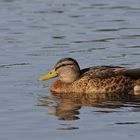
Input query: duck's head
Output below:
<box><xmin>38</xmin><ymin>58</ymin><xmax>81</xmax><ymax>83</ymax></box>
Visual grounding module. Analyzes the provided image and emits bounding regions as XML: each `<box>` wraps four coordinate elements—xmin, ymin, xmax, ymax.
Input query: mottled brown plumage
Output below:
<box><xmin>38</xmin><ymin>58</ymin><xmax>140</xmax><ymax>98</ymax></box>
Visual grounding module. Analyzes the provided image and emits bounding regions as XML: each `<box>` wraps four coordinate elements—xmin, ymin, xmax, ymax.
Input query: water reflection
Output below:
<box><xmin>39</xmin><ymin>94</ymin><xmax>140</xmax><ymax>121</ymax></box>
<box><xmin>40</xmin><ymin>96</ymin><xmax>80</xmax><ymax>120</ymax></box>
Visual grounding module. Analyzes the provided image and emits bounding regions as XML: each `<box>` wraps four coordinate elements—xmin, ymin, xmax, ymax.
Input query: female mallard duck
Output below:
<box><xmin>38</xmin><ymin>58</ymin><xmax>140</xmax><ymax>98</ymax></box>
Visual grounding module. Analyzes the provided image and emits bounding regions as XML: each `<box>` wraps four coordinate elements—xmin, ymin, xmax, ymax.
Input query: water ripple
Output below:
<box><xmin>73</xmin><ymin>38</ymin><xmax>116</xmax><ymax>43</ymax></box>
<box><xmin>115</xmin><ymin>122</ymin><xmax>140</xmax><ymax>125</ymax></box>
<box><xmin>0</xmin><ymin>63</ymin><xmax>30</xmax><ymax>68</ymax></box>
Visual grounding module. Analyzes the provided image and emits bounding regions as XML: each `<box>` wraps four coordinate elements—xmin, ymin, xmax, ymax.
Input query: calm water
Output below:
<box><xmin>0</xmin><ymin>0</ymin><xmax>140</xmax><ymax>139</ymax></box>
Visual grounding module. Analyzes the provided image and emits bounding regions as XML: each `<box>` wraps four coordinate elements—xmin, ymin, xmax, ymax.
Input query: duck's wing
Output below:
<box><xmin>81</xmin><ymin>66</ymin><xmax>140</xmax><ymax>79</ymax></box>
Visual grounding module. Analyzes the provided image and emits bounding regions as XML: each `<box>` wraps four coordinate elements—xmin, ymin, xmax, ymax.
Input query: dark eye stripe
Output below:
<box><xmin>55</xmin><ymin>64</ymin><xmax>74</xmax><ymax>70</ymax></box>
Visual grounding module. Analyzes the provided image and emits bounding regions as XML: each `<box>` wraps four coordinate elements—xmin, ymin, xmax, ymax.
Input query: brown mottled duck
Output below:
<box><xmin>38</xmin><ymin>58</ymin><xmax>140</xmax><ymax>98</ymax></box>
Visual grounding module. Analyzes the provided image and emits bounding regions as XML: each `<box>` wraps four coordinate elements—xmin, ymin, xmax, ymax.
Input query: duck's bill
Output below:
<box><xmin>38</xmin><ymin>68</ymin><xmax>57</xmax><ymax>81</ymax></box>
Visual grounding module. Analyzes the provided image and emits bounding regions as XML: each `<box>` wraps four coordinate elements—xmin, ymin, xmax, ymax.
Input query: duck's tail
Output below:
<box><xmin>124</xmin><ymin>68</ymin><xmax>140</xmax><ymax>79</ymax></box>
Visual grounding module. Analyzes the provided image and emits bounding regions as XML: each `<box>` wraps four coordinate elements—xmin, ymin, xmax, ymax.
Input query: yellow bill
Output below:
<box><xmin>38</xmin><ymin>68</ymin><xmax>58</xmax><ymax>81</ymax></box>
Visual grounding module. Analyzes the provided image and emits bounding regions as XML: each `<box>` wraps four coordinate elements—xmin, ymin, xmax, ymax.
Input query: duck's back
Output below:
<box><xmin>81</xmin><ymin>66</ymin><xmax>125</xmax><ymax>79</ymax></box>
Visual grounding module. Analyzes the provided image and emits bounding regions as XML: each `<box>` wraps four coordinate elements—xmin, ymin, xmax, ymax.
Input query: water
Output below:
<box><xmin>0</xmin><ymin>0</ymin><xmax>140</xmax><ymax>139</ymax></box>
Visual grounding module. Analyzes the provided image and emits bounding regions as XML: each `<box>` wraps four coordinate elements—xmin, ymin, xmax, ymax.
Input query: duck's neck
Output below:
<box><xmin>50</xmin><ymin>80</ymin><xmax>69</xmax><ymax>93</ymax></box>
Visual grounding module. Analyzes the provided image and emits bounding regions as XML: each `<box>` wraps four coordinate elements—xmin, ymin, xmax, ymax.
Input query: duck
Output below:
<box><xmin>38</xmin><ymin>58</ymin><xmax>140</xmax><ymax>98</ymax></box>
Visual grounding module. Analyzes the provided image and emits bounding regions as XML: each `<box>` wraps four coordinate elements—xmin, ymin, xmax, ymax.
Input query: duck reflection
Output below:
<box><xmin>39</xmin><ymin>93</ymin><xmax>140</xmax><ymax>121</ymax></box>
<box><xmin>52</xmin><ymin>100</ymin><xmax>81</xmax><ymax>120</ymax></box>
<box><xmin>40</xmin><ymin>96</ymin><xmax>81</xmax><ymax>120</ymax></box>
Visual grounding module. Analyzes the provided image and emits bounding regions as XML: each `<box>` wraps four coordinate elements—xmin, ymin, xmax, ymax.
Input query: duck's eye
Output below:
<box><xmin>61</xmin><ymin>64</ymin><xmax>66</xmax><ymax>67</ymax></box>
<box><xmin>55</xmin><ymin>64</ymin><xmax>66</xmax><ymax>70</ymax></box>
<box><xmin>55</xmin><ymin>63</ymin><xmax>74</xmax><ymax>70</ymax></box>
